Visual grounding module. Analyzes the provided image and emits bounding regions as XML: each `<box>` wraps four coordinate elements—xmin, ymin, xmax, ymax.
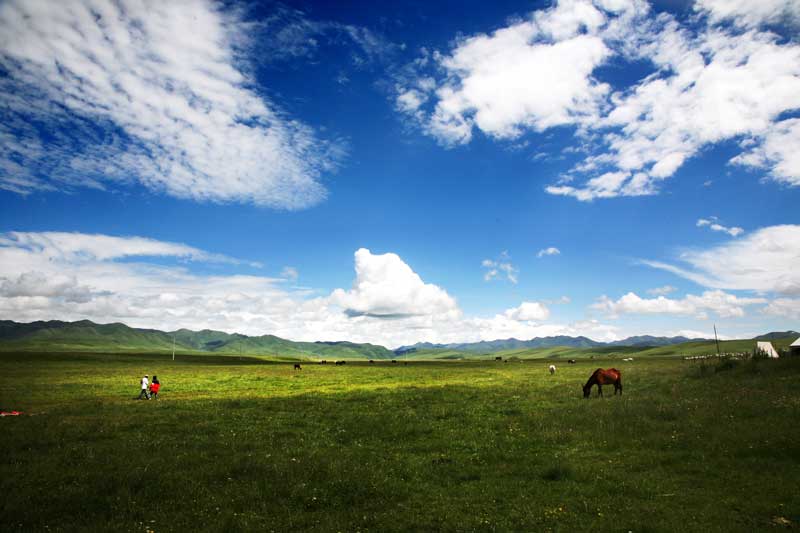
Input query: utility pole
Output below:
<box><xmin>172</xmin><ymin>333</ymin><xmax>176</xmax><ymax>362</ymax></box>
<box><xmin>713</xmin><ymin>324</ymin><xmax>721</xmax><ymax>359</ymax></box>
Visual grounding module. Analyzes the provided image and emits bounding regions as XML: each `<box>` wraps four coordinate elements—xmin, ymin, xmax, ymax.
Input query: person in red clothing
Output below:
<box><xmin>150</xmin><ymin>375</ymin><xmax>161</xmax><ymax>400</ymax></box>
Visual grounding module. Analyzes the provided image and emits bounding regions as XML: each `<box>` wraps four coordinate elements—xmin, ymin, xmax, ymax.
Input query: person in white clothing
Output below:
<box><xmin>138</xmin><ymin>374</ymin><xmax>150</xmax><ymax>400</ymax></box>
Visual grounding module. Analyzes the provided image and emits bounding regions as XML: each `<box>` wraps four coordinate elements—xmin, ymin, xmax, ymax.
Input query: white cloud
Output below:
<box><xmin>695</xmin><ymin>0</ymin><xmax>800</xmax><ymax>29</ymax></box>
<box><xmin>396</xmin><ymin>89</ymin><xmax>427</xmax><ymax>113</ymax></box>
<box><xmin>329</xmin><ymin>248</ymin><xmax>460</xmax><ymax>319</ymax></box>
<box><xmin>646</xmin><ymin>285</ymin><xmax>676</xmax><ymax>296</ymax></box>
<box><xmin>557</xmin><ymin>20</ymin><xmax>800</xmax><ymax>200</ymax></box>
<box><xmin>592</xmin><ymin>290</ymin><xmax>766</xmax><ymax>319</ymax></box>
<box><xmin>696</xmin><ymin>217</ymin><xmax>744</xmax><ymax>237</ymax></box>
<box><xmin>0</xmin><ymin>0</ymin><xmax>342</xmax><ymax>208</ymax></box>
<box><xmin>761</xmin><ymin>298</ymin><xmax>800</xmax><ymax>320</ymax></box>
<box><xmin>504</xmin><ymin>301</ymin><xmax>550</xmax><ymax>321</ymax></box>
<box><xmin>395</xmin><ymin>0</ymin><xmax>644</xmax><ymax>145</ymax></box>
<box><xmin>482</xmin><ymin>252</ymin><xmax>518</xmax><ymax>284</ymax></box>
<box><xmin>0</xmin><ymin>271</ymin><xmax>101</xmax><ymax>303</ymax></box>
<box><xmin>13</xmin><ymin>231</ymin><xmax>790</xmax><ymax>347</ymax></box>
<box><xmin>448</xmin><ymin>316</ymin><xmax>621</xmax><ymax>345</ymax></box>
<box><xmin>537</xmin><ymin>247</ymin><xmax>561</xmax><ymax>258</ymax></box>
<box><xmin>280</xmin><ymin>267</ymin><xmax>299</xmax><ymax>282</ymax></box>
<box><xmin>731</xmin><ymin>118</ymin><xmax>800</xmax><ymax>186</ymax></box>
<box><xmin>395</xmin><ymin>0</ymin><xmax>800</xmax><ymax>200</ymax></box>
<box><xmin>0</xmin><ymin>231</ymin><xmax>628</xmax><ymax>347</ymax></box>
<box><xmin>644</xmin><ymin>224</ymin><xmax>800</xmax><ymax>296</ymax></box>
<box><xmin>0</xmin><ymin>231</ymin><xmax>258</xmax><ymax>265</ymax></box>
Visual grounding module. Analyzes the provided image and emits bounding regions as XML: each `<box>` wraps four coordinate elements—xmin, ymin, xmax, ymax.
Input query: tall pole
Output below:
<box><xmin>713</xmin><ymin>324</ymin><xmax>720</xmax><ymax>359</ymax></box>
<box><xmin>172</xmin><ymin>334</ymin><xmax>175</xmax><ymax>361</ymax></box>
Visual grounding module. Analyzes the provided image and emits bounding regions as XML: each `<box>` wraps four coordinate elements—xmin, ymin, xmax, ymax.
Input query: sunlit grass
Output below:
<box><xmin>2</xmin><ymin>353</ymin><xmax>799</xmax><ymax>531</ymax></box>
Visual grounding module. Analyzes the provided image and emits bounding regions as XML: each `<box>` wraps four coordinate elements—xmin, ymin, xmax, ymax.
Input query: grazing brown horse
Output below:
<box><xmin>583</xmin><ymin>368</ymin><xmax>622</xmax><ymax>398</ymax></box>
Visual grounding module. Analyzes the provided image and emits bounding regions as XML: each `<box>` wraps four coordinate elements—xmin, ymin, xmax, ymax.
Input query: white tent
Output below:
<box><xmin>790</xmin><ymin>337</ymin><xmax>800</xmax><ymax>356</ymax></box>
<box><xmin>756</xmin><ymin>341</ymin><xmax>780</xmax><ymax>358</ymax></box>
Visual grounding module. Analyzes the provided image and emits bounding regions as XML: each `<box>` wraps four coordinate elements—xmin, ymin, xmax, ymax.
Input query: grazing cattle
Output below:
<box><xmin>583</xmin><ymin>368</ymin><xmax>622</xmax><ymax>398</ymax></box>
<box><xmin>369</xmin><ymin>360</ymin><xmax>375</xmax><ymax>364</ymax></box>
<box><xmin>391</xmin><ymin>360</ymin><xmax>397</xmax><ymax>364</ymax></box>
<box><xmin>334</xmin><ymin>360</ymin><xmax>346</xmax><ymax>365</ymax></box>
<box><xmin>549</xmin><ymin>364</ymin><xmax>556</xmax><ymax>375</ymax></box>
<box><xmin>495</xmin><ymin>356</ymin><xmax>503</xmax><ymax>361</ymax></box>
<box><xmin>319</xmin><ymin>360</ymin><xmax>327</xmax><ymax>365</ymax></box>
<box><xmin>568</xmin><ymin>359</ymin><xmax>576</xmax><ymax>364</ymax></box>
<box><xmin>293</xmin><ymin>364</ymin><xmax>302</xmax><ymax>370</ymax></box>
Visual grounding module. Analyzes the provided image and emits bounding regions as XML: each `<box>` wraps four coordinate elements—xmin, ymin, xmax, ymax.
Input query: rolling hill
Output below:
<box><xmin>0</xmin><ymin>320</ymin><xmax>394</xmax><ymax>359</ymax></box>
<box><xmin>1</xmin><ymin>319</ymin><xmax>797</xmax><ymax>360</ymax></box>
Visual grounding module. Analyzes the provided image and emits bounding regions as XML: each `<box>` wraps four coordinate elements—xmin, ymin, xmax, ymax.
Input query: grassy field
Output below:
<box><xmin>2</xmin><ymin>352</ymin><xmax>800</xmax><ymax>532</ymax></box>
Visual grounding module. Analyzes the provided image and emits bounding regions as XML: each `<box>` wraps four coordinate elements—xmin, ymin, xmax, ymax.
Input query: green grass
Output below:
<box><xmin>2</xmin><ymin>353</ymin><xmax>800</xmax><ymax>531</ymax></box>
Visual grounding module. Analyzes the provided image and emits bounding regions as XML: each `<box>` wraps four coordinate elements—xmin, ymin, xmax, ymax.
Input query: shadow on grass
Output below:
<box><xmin>541</xmin><ymin>462</ymin><xmax>575</xmax><ymax>481</ymax></box>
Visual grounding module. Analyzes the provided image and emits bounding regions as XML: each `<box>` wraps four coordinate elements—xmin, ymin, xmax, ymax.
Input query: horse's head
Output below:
<box><xmin>582</xmin><ymin>384</ymin><xmax>591</xmax><ymax>398</ymax></box>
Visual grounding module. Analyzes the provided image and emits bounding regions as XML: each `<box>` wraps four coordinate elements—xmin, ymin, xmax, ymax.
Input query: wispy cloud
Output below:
<box><xmin>0</xmin><ymin>0</ymin><xmax>344</xmax><ymax>208</ymax></box>
<box><xmin>592</xmin><ymin>290</ymin><xmax>766</xmax><ymax>319</ymax></box>
<box><xmin>695</xmin><ymin>0</ymin><xmax>800</xmax><ymax>29</ymax></box>
<box><xmin>482</xmin><ymin>251</ymin><xmax>518</xmax><ymax>284</ymax></box>
<box><xmin>0</xmin><ymin>231</ymin><xmax>262</xmax><ymax>267</ymax></box>
<box><xmin>247</xmin><ymin>4</ymin><xmax>400</xmax><ymax>67</ymax></box>
<box><xmin>696</xmin><ymin>217</ymin><xmax>744</xmax><ymax>237</ymax></box>
<box><xmin>280</xmin><ymin>266</ymin><xmax>299</xmax><ymax>282</ymax></box>
<box><xmin>762</xmin><ymin>298</ymin><xmax>800</xmax><ymax>320</ymax></box>
<box><xmin>537</xmin><ymin>247</ymin><xmax>561</xmax><ymax>258</ymax></box>
<box><xmin>644</xmin><ymin>224</ymin><xmax>800</xmax><ymax>296</ymax></box>
<box><xmin>646</xmin><ymin>285</ymin><xmax>676</xmax><ymax>296</ymax></box>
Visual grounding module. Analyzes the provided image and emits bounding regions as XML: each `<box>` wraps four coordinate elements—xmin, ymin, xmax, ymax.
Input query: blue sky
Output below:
<box><xmin>0</xmin><ymin>0</ymin><xmax>798</xmax><ymax>347</ymax></box>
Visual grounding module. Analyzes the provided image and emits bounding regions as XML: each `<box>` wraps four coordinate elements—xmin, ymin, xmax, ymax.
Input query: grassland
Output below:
<box><xmin>2</xmin><ymin>352</ymin><xmax>800</xmax><ymax>532</ymax></box>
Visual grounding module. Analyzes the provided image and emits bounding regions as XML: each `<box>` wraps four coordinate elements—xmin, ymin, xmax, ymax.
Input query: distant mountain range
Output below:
<box><xmin>394</xmin><ymin>331</ymin><xmax>800</xmax><ymax>354</ymax></box>
<box><xmin>0</xmin><ymin>319</ymin><xmax>797</xmax><ymax>359</ymax></box>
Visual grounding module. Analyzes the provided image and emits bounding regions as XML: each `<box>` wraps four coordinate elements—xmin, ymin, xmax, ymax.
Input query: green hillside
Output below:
<box><xmin>0</xmin><ymin>320</ymin><xmax>393</xmax><ymax>360</ymax></box>
<box><xmin>0</xmin><ymin>320</ymin><xmax>183</xmax><ymax>353</ymax></box>
<box><xmin>1</xmin><ymin>319</ymin><xmax>796</xmax><ymax>360</ymax></box>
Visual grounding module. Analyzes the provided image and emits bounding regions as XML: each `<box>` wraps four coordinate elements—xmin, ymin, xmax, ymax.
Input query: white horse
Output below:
<box><xmin>548</xmin><ymin>364</ymin><xmax>556</xmax><ymax>375</ymax></box>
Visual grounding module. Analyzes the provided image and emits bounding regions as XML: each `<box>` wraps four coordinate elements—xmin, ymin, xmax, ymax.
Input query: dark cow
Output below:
<box><xmin>568</xmin><ymin>359</ymin><xmax>577</xmax><ymax>364</ymax></box>
<box><xmin>293</xmin><ymin>363</ymin><xmax>302</xmax><ymax>370</ymax></box>
<box><xmin>319</xmin><ymin>360</ymin><xmax>327</xmax><ymax>365</ymax></box>
<box><xmin>391</xmin><ymin>360</ymin><xmax>397</xmax><ymax>364</ymax></box>
<box><xmin>335</xmin><ymin>360</ymin><xmax>346</xmax><ymax>365</ymax></box>
<box><xmin>495</xmin><ymin>356</ymin><xmax>503</xmax><ymax>361</ymax></box>
<box><xmin>369</xmin><ymin>360</ymin><xmax>375</xmax><ymax>364</ymax></box>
